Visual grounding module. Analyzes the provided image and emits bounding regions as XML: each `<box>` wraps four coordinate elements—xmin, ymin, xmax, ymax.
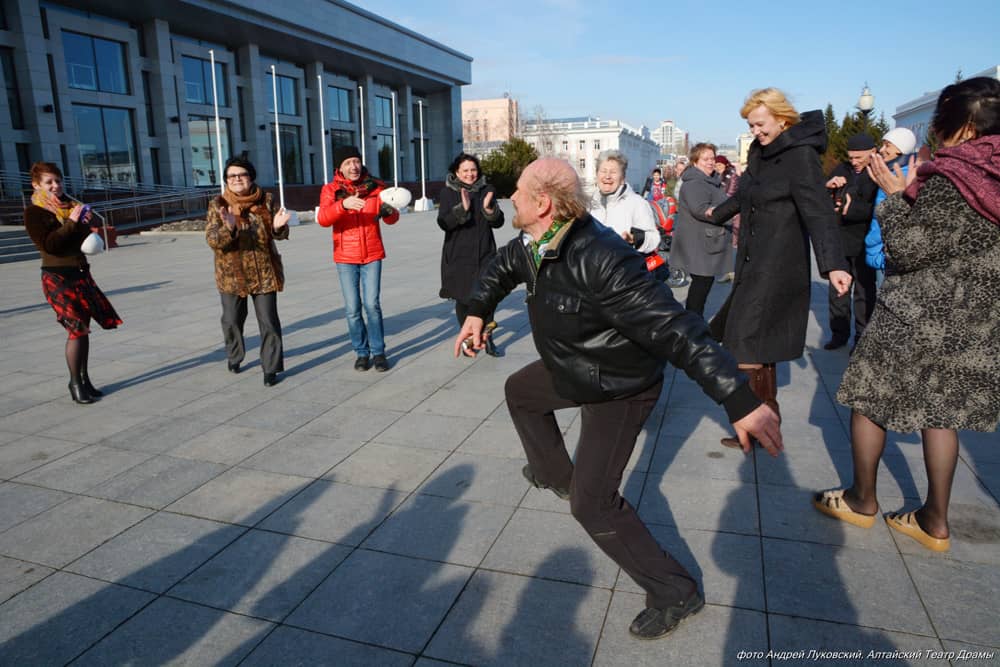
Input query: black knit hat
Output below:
<box><xmin>334</xmin><ymin>145</ymin><xmax>363</xmax><ymax>171</ymax></box>
<box><xmin>846</xmin><ymin>133</ymin><xmax>875</xmax><ymax>151</ymax></box>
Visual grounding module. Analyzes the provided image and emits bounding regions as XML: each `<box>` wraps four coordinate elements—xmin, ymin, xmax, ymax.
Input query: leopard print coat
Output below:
<box><xmin>837</xmin><ymin>175</ymin><xmax>1000</xmax><ymax>432</ymax></box>
<box><xmin>205</xmin><ymin>192</ymin><xmax>288</xmax><ymax>298</ymax></box>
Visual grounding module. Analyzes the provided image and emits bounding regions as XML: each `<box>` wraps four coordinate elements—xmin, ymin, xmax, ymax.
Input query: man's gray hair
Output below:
<box><xmin>596</xmin><ymin>149</ymin><xmax>628</xmax><ymax>173</ymax></box>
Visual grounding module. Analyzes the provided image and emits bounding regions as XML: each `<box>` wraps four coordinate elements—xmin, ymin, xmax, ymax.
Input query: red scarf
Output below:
<box><xmin>332</xmin><ymin>167</ymin><xmax>383</xmax><ymax>201</ymax></box>
<box><xmin>904</xmin><ymin>135</ymin><xmax>1000</xmax><ymax>226</ymax></box>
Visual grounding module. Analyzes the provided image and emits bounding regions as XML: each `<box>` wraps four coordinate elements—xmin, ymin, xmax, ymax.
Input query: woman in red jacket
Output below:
<box><xmin>317</xmin><ymin>146</ymin><xmax>399</xmax><ymax>371</ymax></box>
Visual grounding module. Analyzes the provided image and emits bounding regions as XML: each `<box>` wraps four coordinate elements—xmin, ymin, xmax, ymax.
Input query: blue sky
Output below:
<box><xmin>363</xmin><ymin>0</ymin><xmax>1000</xmax><ymax>145</ymax></box>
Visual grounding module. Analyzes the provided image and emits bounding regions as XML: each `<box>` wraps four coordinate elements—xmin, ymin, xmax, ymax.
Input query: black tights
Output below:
<box><xmin>685</xmin><ymin>274</ymin><xmax>714</xmax><ymax>317</ymax></box>
<box><xmin>66</xmin><ymin>334</ymin><xmax>89</xmax><ymax>382</ymax></box>
<box><xmin>845</xmin><ymin>410</ymin><xmax>957</xmax><ymax>538</ymax></box>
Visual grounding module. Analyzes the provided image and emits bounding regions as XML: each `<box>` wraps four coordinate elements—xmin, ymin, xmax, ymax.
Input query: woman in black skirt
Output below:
<box><xmin>24</xmin><ymin>162</ymin><xmax>121</xmax><ymax>404</ymax></box>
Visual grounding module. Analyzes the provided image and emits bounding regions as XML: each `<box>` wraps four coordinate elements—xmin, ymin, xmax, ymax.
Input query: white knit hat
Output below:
<box><xmin>882</xmin><ymin>128</ymin><xmax>917</xmax><ymax>155</ymax></box>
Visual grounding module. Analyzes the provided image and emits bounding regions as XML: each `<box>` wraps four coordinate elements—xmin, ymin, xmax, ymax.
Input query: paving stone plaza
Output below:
<box><xmin>1</xmin><ymin>205</ymin><xmax>998</xmax><ymax>666</ymax></box>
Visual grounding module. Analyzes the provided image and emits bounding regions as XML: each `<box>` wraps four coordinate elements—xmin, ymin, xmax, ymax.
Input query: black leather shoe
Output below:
<box><xmin>823</xmin><ymin>338</ymin><xmax>848</xmax><ymax>350</ymax></box>
<box><xmin>629</xmin><ymin>590</ymin><xmax>705</xmax><ymax>639</ymax></box>
<box><xmin>263</xmin><ymin>372</ymin><xmax>279</xmax><ymax>387</ymax></box>
<box><xmin>81</xmin><ymin>371</ymin><xmax>103</xmax><ymax>397</ymax></box>
<box><xmin>228</xmin><ymin>361</ymin><xmax>240</xmax><ymax>374</ymax></box>
<box><xmin>69</xmin><ymin>380</ymin><xmax>95</xmax><ymax>404</ymax></box>
<box><xmin>354</xmin><ymin>357</ymin><xmax>371</xmax><ymax>372</ymax></box>
<box><xmin>521</xmin><ymin>464</ymin><xmax>570</xmax><ymax>500</ymax></box>
<box><xmin>372</xmin><ymin>355</ymin><xmax>390</xmax><ymax>372</ymax></box>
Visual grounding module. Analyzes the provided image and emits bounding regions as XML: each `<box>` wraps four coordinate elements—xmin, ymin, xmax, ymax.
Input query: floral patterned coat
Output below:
<box><xmin>205</xmin><ymin>191</ymin><xmax>288</xmax><ymax>297</ymax></box>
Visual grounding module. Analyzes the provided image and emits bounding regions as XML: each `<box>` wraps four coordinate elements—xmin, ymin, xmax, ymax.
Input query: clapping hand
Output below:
<box><xmin>273</xmin><ymin>208</ymin><xmax>291</xmax><ymax>230</ymax></box>
<box><xmin>461</xmin><ymin>188</ymin><xmax>471</xmax><ymax>211</ymax></box>
<box><xmin>867</xmin><ymin>153</ymin><xmax>918</xmax><ymax>195</ymax></box>
<box><xmin>342</xmin><ymin>195</ymin><xmax>365</xmax><ymax>211</ymax></box>
<box><xmin>483</xmin><ymin>191</ymin><xmax>495</xmax><ymax>214</ymax></box>
<box><xmin>220</xmin><ymin>205</ymin><xmax>238</xmax><ymax>232</ymax></box>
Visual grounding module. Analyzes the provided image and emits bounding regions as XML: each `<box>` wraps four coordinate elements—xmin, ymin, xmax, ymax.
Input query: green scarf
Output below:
<box><xmin>529</xmin><ymin>219</ymin><xmax>569</xmax><ymax>268</ymax></box>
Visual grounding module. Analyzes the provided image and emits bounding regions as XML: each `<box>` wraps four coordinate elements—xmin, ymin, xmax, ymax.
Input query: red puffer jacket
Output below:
<box><xmin>317</xmin><ymin>169</ymin><xmax>399</xmax><ymax>264</ymax></box>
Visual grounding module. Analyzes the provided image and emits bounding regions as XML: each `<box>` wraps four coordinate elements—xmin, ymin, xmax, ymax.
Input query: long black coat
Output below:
<box><xmin>713</xmin><ymin>110</ymin><xmax>846</xmax><ymax>363</ymax></box>
<box><xmin>437</xmin><ymin>175</ymin><xmax>504</xmax><ymax>303</ymax></box>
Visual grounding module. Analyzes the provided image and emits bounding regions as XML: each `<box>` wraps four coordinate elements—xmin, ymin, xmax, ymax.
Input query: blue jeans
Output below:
<box><xmin>336</xmin><ymin>260</ymin><xmax>384</xmax><ymax>357</ymax></box>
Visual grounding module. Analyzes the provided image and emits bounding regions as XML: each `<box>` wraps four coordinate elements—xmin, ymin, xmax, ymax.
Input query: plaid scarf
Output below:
<box><xmin>333</xmin><ymin>167</ymin><xmax>382</xmax><ymax>201</ymax></box>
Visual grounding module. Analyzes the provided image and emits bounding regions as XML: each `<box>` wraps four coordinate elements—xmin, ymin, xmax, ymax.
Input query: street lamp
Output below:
<box><xmin>857</xmin><ymin>84</ymin><xmax>875</xmax><ymax>130</ymax></box>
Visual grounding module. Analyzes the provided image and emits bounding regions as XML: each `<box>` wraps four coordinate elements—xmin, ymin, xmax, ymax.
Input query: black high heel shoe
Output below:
<box><xmin>69</xmin><ymin>380</ymin><xmax>95</xmax><ymax>404</ymax></box>
<box><xmin>80</xmin><ymin>371</ymin><xmax>103</xmax><ymax>397</ymax></box>
<box><xmin>483</xmin><ymin>334</ymin><xmax>502</xmax><ymax>357</ymax></box>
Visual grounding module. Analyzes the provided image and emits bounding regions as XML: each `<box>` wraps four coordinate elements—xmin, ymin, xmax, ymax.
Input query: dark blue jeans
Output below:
<box><xmin>336</xmin><ymin>260</ymin><xmax>384</xmax><ymax>357</ymax></box>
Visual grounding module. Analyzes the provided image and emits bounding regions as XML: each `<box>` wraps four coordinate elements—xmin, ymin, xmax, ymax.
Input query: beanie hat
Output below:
<box><xmin>714</xmin><ymin>155</ymin><xmax>731</xmax><ymax>166</ymax></box>
<box><xmin>334</xmin><ymin>145</ymin><xmax>363</xmax><ymax>171</ymax></box>
<box><xmin>846</xmin><ymin>134</ymin><xmax>876</xmax><ymax>151</ymax></box>
<box><xmin>882</xmin><ymin>128</ymin><xmax>917</xmax><ymax>155</ymax></box>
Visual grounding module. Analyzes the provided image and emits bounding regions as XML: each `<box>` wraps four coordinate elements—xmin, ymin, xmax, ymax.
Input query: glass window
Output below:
<box><xmin>579</xmin><ymin>140</ymin><xmax>586</xmax><ymax>150</ymax></box>
<box><xmin>326</xmin><ymin>86</ymin><xmax>351</xmax><ymax>123</ymax></box>
<box><xmin>1</xmin><ymin>48</ymin><xmax>24</xmax><ymax>130</ymax></box>
<box><xmin>16</xmin><ymin>143</ymin><xmax>32</xmax><ymax>173</ymax></box>
<box><xmin>141</xmin><ymin>71</ymin><xmax>155</xmax><ymax>136</ymax></box>
<box><xmin>271</xmin><ymin>125</ymin><xmax>302</xmax><ymax>184</ymax></box>
<box><xmin>562</xmin><ymin>141</ymin><xmax>568</xmax><ymax>151</ymax></box>
<box><xmin>374</xmin><ymin>95</ymin><xmax>392</xmax><ymax>128</ymax></box>
<box><xmin>265</xmin><ymin>73</ymin><xmax>297</xmax><ymax>115</ymax></box>
<box><xmin>188</xmin><ymin>115</ymin><xmax>230</xmax><ymax>186</ymax></box>
<box><xmin>578</xmin><ymin>158</ymin><xmax>585</xmax><ymax>170</ymax></box>
<box><xmin>63</xmin><ymin>31</ymin><xmax>128</xmax><ymax>94</ymax></box>
<box><xmin>375</xmin><ymin>134</ymin><xmax>393</xmax><ymax>180</ymax></box>
<box><xmin>182</xmin><ymin>56</ymin><xmax>225</xmax><ymax>106</ymax></box>
<box><xmin>73</xmin><ymin>104</ymin><xmax>137</xmax><ymax>183</ymax></box>
<box><xmin>594</xmin><ymin>140</ymin><xmax>601</xmax><ymax>150</ymax></box>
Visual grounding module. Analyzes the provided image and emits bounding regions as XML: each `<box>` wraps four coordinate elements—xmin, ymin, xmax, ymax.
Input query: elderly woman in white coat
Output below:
<box><xmin>589</xmin><ymin>150</ymin><xmax>660</xmax><ymax>256</ymax></box>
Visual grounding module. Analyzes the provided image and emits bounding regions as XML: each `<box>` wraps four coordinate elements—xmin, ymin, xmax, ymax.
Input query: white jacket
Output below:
<box><xmin>588</xmin><ymin>183</ymin><xmax>660</xmax><ymax>254</ymax></box>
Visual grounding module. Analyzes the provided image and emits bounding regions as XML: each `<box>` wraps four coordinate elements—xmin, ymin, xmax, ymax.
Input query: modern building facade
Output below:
<box><xmin>651</xmin><ymin>119</ymin><xmax>687</xmax><ymax>158</ymax></box>
<box><xmin>0</xmin><ymin>0</ymin><xmax>471</xmax><ymax>189</ymax></box>
<box><xmin>893</xmin><ymin>65</ymin><xmax>999</xmax><ymax>147</ymax></box>
<box><xmin>522</xmin><ymin>116</ymin><xmax>659</xmax><ymax>192</ymax></box>
<box><xmin>461</xmin><ymin>95</ymin><xmax>517</xmax><ymax>158</ymax></box>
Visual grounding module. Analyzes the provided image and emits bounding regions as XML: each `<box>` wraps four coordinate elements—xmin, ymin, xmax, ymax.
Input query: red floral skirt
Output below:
<box><xmin>41</xmin><ymin>269</ymin><xmax>122</xmax><ymax>339</ymax></box>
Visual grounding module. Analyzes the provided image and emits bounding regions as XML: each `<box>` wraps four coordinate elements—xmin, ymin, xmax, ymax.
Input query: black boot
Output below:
<box><xmin>69</xmin><ymin>379</ymin><xmax>95</xmax><ymax>404</ymax></box>
<box><xmin>483</xmin><ymin>335</ymin><xmax>502</xmax><ymax>357</ymax></box>
<box><xmin>80</xmin><ymin>369</ymin><xmax>103</xmax><ymax>397</ymax></box>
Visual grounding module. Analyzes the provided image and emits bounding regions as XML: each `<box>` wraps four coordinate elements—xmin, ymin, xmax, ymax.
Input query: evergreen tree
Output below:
<box><xmin>481</xmin><ymin>138</ymin><xmax>539</xmax><ymax>197</ymax></box>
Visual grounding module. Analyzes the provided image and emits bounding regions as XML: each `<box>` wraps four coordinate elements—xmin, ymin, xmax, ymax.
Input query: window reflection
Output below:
<box><xmin>63</xmin><ymin>31</ymin><xmax>128</xmax><ymax>94</ymax></box>
<box><xmin>270</xmin><ymin>125</ymin><xmax>301</xmax><ymax>184</ymax></box>
<box><xmin>188</xmin><ymin>116</ymin><xmax>230</xmax><ymax>186</ymax></box>
<box><xmin>183</xmin><ymin>56</ymin><xmax>226</xmax><ymax>106</ymax></box>
<box><xmin>73</xmin><ymin>104</ymin><xmax>137</xmax><ymax>183</ymax></box>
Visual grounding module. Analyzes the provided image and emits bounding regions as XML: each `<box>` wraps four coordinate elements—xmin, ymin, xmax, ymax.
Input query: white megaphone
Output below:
<box><xmin>80</xmin><ymin>231</ymin><xmax>105</xmax><ymax>255</ymax></box>
<box><xmin>379</xmin><ymin>186</ymin><xmax>412</xmax><ymax>211</ymax></box>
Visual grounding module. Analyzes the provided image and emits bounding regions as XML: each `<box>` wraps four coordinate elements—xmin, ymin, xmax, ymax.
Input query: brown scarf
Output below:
<box><xmin>221</xmin><ymin>184</ymin><xmax>266</xmax><ymax>217</ymax></box>
<box><xmin>31</xmin><ymin>190</ymin><xmax>75</xmax><ymax>223</ymax></box>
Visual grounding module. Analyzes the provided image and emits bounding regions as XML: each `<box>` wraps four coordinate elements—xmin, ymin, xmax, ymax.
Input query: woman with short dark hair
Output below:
<box><xmin>669</xmin><ymin>142</ymin><xmax>730</xmax><ymax>316</ymax></box>
<box><xmin>814</xmin><ymin>77</ymin><xmax>1000</xmax><ymax>552</ymax></box>
<box><xmin>205</xmin><ymin>156</ymin><xmax>290</xmax><ymax>386</ymax></box>
<box><xmin>24</xmin><ymin>162</ymin><xmax>121</xmax><ymax>403</ymax></box>
<box><xmin>437</xmin><ymin>152</ymin><xmax>505</xmax><ymax>355</ymax></box>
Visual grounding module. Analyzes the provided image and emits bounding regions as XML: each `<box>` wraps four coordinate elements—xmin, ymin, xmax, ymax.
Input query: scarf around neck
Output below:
<box><xmin>31</xmin><ymin>190</ymin><xmax>75</xmax><ymax>223</ymax></box>
<box><xmin>221</xmin><ymin>184</ymin><xmax>265</xmax><ymax>216</ymax></box>
<box><xmin>446</xmin><ymin>173</ymin><xmax>487</xmax><ymax>193</ymax></box>
<box><xmin>333</xmin><ymin>167</ymin><xmax>382</xmax><ymax>200</ymax></box>
<box><xmin>904</xmin><ymin>135</ymin><xmax>1000</xmax><ymax>226</ymax></box>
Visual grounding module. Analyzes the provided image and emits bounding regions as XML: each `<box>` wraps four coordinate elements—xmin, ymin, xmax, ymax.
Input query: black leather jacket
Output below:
<box><xmin>467</xmin><ymin>215</ymin><xmax>758</xmax><ymax>420</ymax></box>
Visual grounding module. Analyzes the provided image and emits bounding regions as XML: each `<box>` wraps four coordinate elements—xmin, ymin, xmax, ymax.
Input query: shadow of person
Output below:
<box><xmin>224</xmin><ymin>466</ymin><xmax>481</xmax><ymax>663</ymax></box>
<box><xmin>0</xmin><ymin>479</ymin><xmax>318</xmax><ymax>665</ymax></box>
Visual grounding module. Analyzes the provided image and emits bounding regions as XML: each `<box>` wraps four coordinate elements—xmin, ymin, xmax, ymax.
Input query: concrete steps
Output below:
<box><xmin>0</xmin><ymin>227</ymin><xmax>39</xmax><ymax>264</ymax></box>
